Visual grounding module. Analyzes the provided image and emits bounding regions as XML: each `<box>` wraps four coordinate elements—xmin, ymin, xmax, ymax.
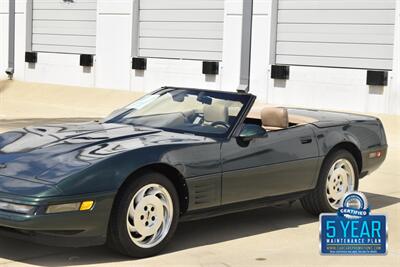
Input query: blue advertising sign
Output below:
<box><xmin>320</xmin><ymin>192</ymin><xmax>387</xmax><ymax>255</ymax></box>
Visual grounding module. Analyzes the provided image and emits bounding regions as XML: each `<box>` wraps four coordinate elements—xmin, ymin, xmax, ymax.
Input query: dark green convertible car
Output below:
<box><xmin>0</xmin><ymin>87</ymin><xmax>387</xmax><ymax>257</ymax></box>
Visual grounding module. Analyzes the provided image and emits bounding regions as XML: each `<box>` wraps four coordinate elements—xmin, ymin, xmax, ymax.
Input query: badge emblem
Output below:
<box><xmin>320</xmin><ymin>191</ymin><xmax>387</xmax><ymax>255</ymax></box>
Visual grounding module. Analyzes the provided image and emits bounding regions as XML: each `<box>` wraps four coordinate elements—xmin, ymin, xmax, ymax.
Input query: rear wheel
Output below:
<box><xmin>301</xmin><ymin>150</ymin><xmax>359</xmax><ymax>216</ymax></box>
<box><xmin>107</xmin><ymin>171</ymin><xmax>179</xmax><ymax>257</ymax></box>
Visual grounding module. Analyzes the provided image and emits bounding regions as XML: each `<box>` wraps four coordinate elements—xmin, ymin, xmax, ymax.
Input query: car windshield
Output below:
<box><xmin>107</xmin><ymin>88</ymin><xmax>251</xmax><ymax>137</ymax></box>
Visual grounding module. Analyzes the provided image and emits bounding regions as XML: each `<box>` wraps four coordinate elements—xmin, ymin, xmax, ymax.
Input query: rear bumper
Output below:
<box><xmin>360</xmin><ymin>144</ymin><xmax>388</xmax><ymax>178</ymax></box>
<box><xmin>0</xmin><ymin>191</ymin><xmax>115</xmax><ymax>247</ymax></box>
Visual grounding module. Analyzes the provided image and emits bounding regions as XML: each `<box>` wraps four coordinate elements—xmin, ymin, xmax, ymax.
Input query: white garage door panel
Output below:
<box><xmin>32</xmin><ymin>0</ymin><xmax>97</xmax><ymax>54</ymax></box>
<box><xmin>275</xmin><ymin>0</ymin><xmax>395</xmax><ymax>70</ymax></box>
<box><xmin>33</xmin><ymin>34</ymin><xmax>96</xmax><ymax>47</ymax></box>
<box><xmin>140</xmin><ymin>22</ymin><xmax>223</xmax><ymax>39</ymax></box>
<box><xmin>138</xmin><ymin>0</ymin><xmax>224</xmax><ymax>61</ymax></box>
<box><xmin>33</xmin><ymin>10</ymin><xmax>96</xmax><ymax>21</ymax></box>
<box><xmin>139</xmin><ymin>49</ymin><xmax>222</xmax><ymax>61</ymax></box>
<box><xmin>279</xmin><ymin>0</ymin><xmax>395</xmax><ymax>10</ymax></box>
<box><xmin>276</xmin><ymin>55</ymin><xmax>392</xmax><ymax>70</ymax></box>
<box><xmin>33</xmin><ymin>0</ymin><xmax>96</xmax><ymax>10</ymax></box>
<box><xmin>33</xmin><ymin>20</ymin><xmax>96</xmax><ymax>36</ymax></box>
<box><xmin>277</xmin><ymin>32</ymin><xmax>393</xmax><ymax>45</ymax></box>
<box><xmin>140</xmin><ymin>38</ymin><xmax>222</xmax><ymax>52</ymax></box>
<box><xmin>277</xmin><ymin>42</ymin><xmax>393</xmax><ymax>60</ymax></box>
<box><xmin>278</xmin><ymin>10</ymin><xmax>395</xmax><ymax>25</ymax></box>
<box><xmin>140</xmin><ymin>10</ymin><xmax>224</xmax><ymax>23</ymax></box>
<box><xmin>277</xmin><ymin>24</ymin><xmax>394</xmax><ymax>44</ymax></box>
<box><xmin>140</xmin><ymin>0</ymin><xmax>224</xmax><ymax>10</ymax></box>
<box><xmin>32</xmin><ymin>44</ymin><xmax>95</xmax><ymax>55</ymax></box>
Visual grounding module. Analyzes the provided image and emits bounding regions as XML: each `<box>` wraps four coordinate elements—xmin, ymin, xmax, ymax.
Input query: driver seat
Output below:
<box><xmin>261</xmin><ymin>107</ymin><xmax>288</xmax><ymax>131</ymax></box>
<box><xmin>203</xmin><ymin>104</ymin><xmax>228</xmax><ymax>125</ymax></box>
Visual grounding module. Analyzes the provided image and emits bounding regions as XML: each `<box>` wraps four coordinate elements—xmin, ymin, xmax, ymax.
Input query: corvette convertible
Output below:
<box><xmin>0</xmin><ymin>87</ymin><xmax>387</xmax><ymax>257</ymax></box>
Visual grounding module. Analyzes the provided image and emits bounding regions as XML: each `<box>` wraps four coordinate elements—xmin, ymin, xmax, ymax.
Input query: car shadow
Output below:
<box><xmin>364</xmin><ymin>192</ymin><xmax>400</xmax><ymax>210</ymax></box>
<box><xmin>0</xmin><ymin>191</ymin><xmax>398</xmax><ymax>266</ymax></box>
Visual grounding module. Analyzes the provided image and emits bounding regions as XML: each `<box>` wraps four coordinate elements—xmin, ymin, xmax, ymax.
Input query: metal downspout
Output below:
<box><xmin>5</xmin><ymin>0</ymin><xmax>16</xmax><ymax>79</ymax></box>
<box><xmin>237</xmin><ymin>0</ymin><xmax>254</xmax><ymax>93</ymax></box>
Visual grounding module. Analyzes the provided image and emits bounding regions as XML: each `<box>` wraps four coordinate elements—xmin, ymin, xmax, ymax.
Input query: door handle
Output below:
<box><xmin>300</xmin><ymin>136</ymin><xmax>312</xmax><ymax>144</ymax></box>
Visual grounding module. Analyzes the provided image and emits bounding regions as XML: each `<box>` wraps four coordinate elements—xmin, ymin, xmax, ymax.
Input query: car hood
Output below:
<box><xmin>0</xmin><ymin>122</ymin><xmax>209</xmax><ymax>184</ymax></box>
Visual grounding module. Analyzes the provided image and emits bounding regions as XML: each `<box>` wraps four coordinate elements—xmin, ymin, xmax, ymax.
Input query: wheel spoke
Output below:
<box><xmin>134</xmin><ymin>234</ymin><xmax>147</xmax><ymax>242</ymax></box>
<box><xmin>147</xmin><ymin>187</ymin><xmax>162</xmax><ymax>197</ymax></box>
<box><xmin>127</xmin><ymin>222</ymin><xmax>136</xmax><ymax>233</ymax></box>
<box><xmin>329</xmin><ymin>190</ymin><xmax>338</xmax><ymax>201</ymax></box>
<box><xmin>337</xmin><ymin>160</ymin><xmax>345</xmax><ymax>169</ymax></box>
<box><xmin>146</xmin><ymin>229</ymin><xmax>161</xmax><ymax>244</ymax></box>
<box><xmin>326</xmin><ymin>188</ymin><xmax>333</xmax><ymax>198</ymax></box>
<box><xmin>134</xmin><ymin>188</ymin><xmax>147</xmax><ymax>206</ymax></box>
<box><xmin>332</xmin><ymin>199</ymin><xmax>339</xmax><ymax>206</ymax></box>
<box><xmin>327</xmin><ymin>168</ymin><xmax>334</xmax><ymax>180</ymax></box>
<box><xmin>342</xmin><ymin>176</ymin><xmax>349</xmax><ymax>189</ymax></box>
<box><xmin>128</xmin><ymin>204</ymin><xmax>135</xmax><ymax>219</ymax></box>
<box><xmin>159</xmin><ymin>197</ymin><xmax>169</xmax><ymax>209</ymax></box>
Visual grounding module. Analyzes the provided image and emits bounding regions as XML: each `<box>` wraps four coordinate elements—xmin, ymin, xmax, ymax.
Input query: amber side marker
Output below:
<box><xmin>80</xmin><ymin>201</ymin><xmax>94</xmax><ymax>211</ymax></box>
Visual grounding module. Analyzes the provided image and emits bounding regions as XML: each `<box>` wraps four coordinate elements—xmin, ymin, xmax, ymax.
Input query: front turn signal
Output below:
<box><xmin>80</xmin><ymin>200</ymin><xmax>94</xmax><ymax>211</ymax></box>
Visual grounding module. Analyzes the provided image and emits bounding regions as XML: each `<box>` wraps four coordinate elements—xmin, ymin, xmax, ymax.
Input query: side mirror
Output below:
<box><xmin>238</xmin><ymin>124</ymin><xmax>266</xmax><ymax>142</ymax></box>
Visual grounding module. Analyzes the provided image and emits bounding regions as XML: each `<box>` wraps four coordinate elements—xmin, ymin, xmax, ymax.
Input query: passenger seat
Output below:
<box><xmin>203</xmin><ymin>105</ymin><xmax>228</xmax><ymax>125</ymax></box>
<box><xmin>260</xmin><ymin>107</ymin><xmax>288</xmax><ymax>130</ymax></box>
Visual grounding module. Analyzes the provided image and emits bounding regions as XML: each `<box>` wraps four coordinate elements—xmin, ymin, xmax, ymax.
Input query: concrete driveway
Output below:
<box><xmin>0</xmin><ymin>81</ymin><xmax>399</xmax><ymax>266</ymax></box>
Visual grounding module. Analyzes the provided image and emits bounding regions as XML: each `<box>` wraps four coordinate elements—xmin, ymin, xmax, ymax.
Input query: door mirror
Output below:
<box><xmin>239</xmin><ymin>124</ymin><xmax>266</xmax><ymax>141</ymax></box>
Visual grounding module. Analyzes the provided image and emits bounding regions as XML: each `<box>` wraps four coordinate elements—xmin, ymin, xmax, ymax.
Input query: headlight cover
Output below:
<box><xmin>0</xmin><ymin>201</ymin><xmax>36</xmax><ymax>214</ymax></box>
<box><xmin>46</xmin><ymin>200</ymin><xmax>94</xmax><ymax>214</ymax></box>
<box><xmin>46</xmin><ymin>202</ymin><xmax>81</xmax><ymax>214</ymax></box>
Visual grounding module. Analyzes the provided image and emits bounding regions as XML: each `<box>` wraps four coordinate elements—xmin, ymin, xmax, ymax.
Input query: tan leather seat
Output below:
<box><xmin>203</xmin><ymin>104</ymin><xmax>228</xmax><ymax>123</ymax></box>
<box><xmin>261</xmin><ymin>107</ymin><xmax>288</xmax><ymax>130</ymax></box>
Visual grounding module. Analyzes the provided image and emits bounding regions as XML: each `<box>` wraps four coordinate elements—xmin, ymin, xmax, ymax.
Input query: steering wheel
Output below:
<box><xmin>211</xmin><ymin>121</ymin><xmax>230</xmax><ymax>129</ymax></box>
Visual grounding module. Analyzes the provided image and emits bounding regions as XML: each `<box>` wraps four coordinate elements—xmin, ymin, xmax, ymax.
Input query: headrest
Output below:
<box><xmin>203</xmin><ymin>105</ymin><xmax>228</xmax><ymax>123</ymax></box>
<box><xmin>261</xmin><ymin>107</ymin><xmax>288</xmax><ymax>129</ymax></box>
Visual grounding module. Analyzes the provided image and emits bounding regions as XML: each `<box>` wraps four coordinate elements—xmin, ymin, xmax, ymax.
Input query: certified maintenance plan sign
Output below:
<box><xmin>320</xmin><ymin>192</ymin><xmax>387</xmax><ymax>255</ymax></box>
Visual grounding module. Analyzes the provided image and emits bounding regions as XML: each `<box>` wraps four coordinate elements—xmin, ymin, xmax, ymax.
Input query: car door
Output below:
<box><xmin>221</xmin><ymin>124</ymin><xmax>319</xmax><ymax>205</ymax></box>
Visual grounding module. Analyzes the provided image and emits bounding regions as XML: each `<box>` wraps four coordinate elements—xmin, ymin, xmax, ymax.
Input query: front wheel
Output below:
<box><xmin>107</xmin><ymin>171</ymin><xmax>179</xmax><ymax>257</ymax></box>
<box><xmin>301</xmin><ymin>150</ymin><xmax>359</xmax><ymax>216</ymax></box>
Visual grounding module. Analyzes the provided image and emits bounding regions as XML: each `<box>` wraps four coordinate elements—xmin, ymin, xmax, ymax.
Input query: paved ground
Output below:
<box><xmin>0</xmin><ymin>81</ymin><xmax>399</xmax><ymax>266</ymax></box>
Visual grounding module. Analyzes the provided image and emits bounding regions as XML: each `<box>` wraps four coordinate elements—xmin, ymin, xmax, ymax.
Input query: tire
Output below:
<box><xmin>107</xmin><ymin>171</ymin><xmax>179</xmax><ymax>258</ymax></box>
<box><xmin>301</xmin><ymin>149</ymin><xmax>359</xmax><ymax>216</ymax></box>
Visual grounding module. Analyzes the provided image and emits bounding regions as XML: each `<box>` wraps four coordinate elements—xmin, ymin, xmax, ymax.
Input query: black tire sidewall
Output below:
<box><xmin>109</xmin><ymin>171</ymin><xmax>180</xmax><ymax>258</ymax></box>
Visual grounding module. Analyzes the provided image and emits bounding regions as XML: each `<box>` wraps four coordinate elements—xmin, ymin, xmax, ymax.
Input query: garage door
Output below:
<box><xmin>31</xmin><ymin>0</ymin><xmax>97</xmax><ymax>54</ymax></box>
<box><xmin>275</xmin><ymin>0</ymin><xmax>396</xmax><ymax>70</ymax></box>
<box><xmin>137</xmin><ymin>0</ymin><xmax>224</xmax><ymax>61</ymax></box>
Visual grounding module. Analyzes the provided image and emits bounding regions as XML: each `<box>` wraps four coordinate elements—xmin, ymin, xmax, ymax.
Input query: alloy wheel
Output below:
<box><xmin>126</xmin><ymin>183</ymin><xmax>174</xmax><ymax>248</ymax></box>
<box><xmin>326</xmin><ymin>159</ymin><xmax>355</xmax><ymax>209</ymax></box>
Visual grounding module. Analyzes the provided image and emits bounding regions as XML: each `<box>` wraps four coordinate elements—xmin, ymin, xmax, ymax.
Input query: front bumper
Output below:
<box><xmin>0</xmin><ymin>191</ymin><xmax>115</xmax><ymax>247</ymax></box>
